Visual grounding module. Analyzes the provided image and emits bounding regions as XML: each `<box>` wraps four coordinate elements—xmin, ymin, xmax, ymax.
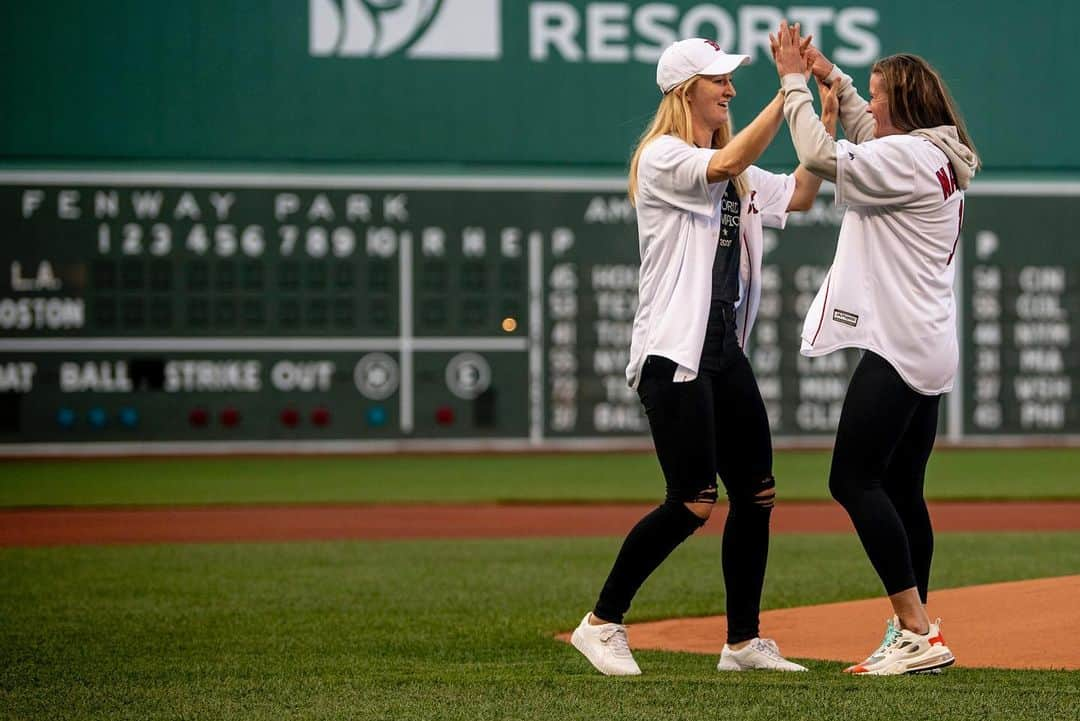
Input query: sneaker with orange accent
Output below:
<box><xmin>844</xmin><ymin>616</ymin><xmax>900</xmax><ymax>673</ymax></box>
<box><xmin>846</xmin><ymin>619</ymin><xmax>955</xmax><ymax>676</ymax></box>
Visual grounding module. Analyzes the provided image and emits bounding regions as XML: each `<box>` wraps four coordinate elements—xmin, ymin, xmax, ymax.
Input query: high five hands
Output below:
<box><xmin>769</xmin><ymin>21</ymin><xmax>813</xmax><ymax>79</ymax></box>
<box><xmin>769</xmin><ymin>21</ymin><xmax>835</xmax><ymax>82</ymax></box>
<box><xmin>769</xmin><ymin>21</ymin><xmax>839</xmax><ymax>135</ymax></box>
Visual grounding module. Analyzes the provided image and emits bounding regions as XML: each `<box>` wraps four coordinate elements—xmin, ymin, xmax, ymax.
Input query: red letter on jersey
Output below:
<box><xmin>935</xmin><ymin>167</ymin><xmax>957</xmax><ymax>200</ymax></box>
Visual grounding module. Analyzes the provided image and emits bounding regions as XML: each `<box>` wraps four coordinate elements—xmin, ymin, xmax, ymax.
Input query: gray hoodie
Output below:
<box><xmin>911</xmin><ymin>126</ymin><xmax>979</xmax><ymax>189</ymax></box>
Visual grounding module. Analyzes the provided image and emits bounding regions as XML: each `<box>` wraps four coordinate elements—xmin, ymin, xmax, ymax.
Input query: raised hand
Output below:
<box><xmin>769</xmin><ymin>21</ymin><xmax>812</xmax><ymax>78</ymax></box>
<box><xmin>804</xmin><ymin>44</ymin><xmax>835</xmax><ymax>82</ymax></box>
<box><xmin>816</xmin><ymin>77</ymin><xmax>840</xmax><ymax>136</ymax></box>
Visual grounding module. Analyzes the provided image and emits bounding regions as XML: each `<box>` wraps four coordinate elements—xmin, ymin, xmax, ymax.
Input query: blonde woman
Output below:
<box><xmin>774</xmin><ymin>22</ymin><xmax>980</xmax><ymax>675</ymax></box>
<box><xmin>571</xmin><ymin>37</ymin><xmax>837</xmax><ymax>676</ymax></box>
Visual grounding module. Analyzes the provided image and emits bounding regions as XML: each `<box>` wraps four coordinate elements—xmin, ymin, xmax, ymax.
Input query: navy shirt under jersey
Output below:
<box><xmin>699</xmin><ymin>181</ymin><xmax>741</xmax><ymax>372</ymax></box>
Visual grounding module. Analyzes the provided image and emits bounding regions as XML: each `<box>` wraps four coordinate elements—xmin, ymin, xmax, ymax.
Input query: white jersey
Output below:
<box><xmin>800</xmin><ymin>134</ymin><xmax>965</xmax><ymax>394</ymax></box>
<box><xmin>627</xmin><ymin>134</ymin><xmax>796</xmax><ymax>388</ymax></box>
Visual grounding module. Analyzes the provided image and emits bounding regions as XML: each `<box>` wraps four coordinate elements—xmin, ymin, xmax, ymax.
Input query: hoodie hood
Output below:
<box><xmin>911</xmin><ymin>126</ymin><xmax>979</xmax><ymax>190</ymax></box>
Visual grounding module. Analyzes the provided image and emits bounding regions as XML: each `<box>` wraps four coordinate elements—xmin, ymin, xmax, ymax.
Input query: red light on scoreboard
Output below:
<box><xmin>310</xmin><ymin>407</ymin><xmax>331</xmax><ymax>426</ymax></box>
<box><xmin>220</xmin><ymin>407</ymin><xmax>241</xmax><ymax>427</ymax></box>
<box><xmin>435</xmin><ymin>406</ymin><xmax>454</xmax><ymax>425</ymax></box>
<box><xmin>188</xmin><ymin>408</ymin><xmax>209</xmax><ymax>427</ymax></box>
<box><xmin>280</xmin><ymin>408</ymin><xmax>300</xmax><ymax>427</ymax></box>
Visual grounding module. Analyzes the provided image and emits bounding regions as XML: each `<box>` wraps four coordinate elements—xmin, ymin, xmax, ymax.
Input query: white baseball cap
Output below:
<box><xmin>656</xmin><ymin>38</ymin><xmax>750</xmax><ymax>94</ymax></box>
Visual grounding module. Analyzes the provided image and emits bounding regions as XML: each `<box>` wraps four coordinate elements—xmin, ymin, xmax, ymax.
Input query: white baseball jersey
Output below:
<box><xmin>627</xmin><ymin>134</ymin><xmax>795</xmax><ymax>388</ymax></box>
<box><xmin>800</xmin><ymin>134</ymin><xmax>965</xmax><ymax>394</ymax></box>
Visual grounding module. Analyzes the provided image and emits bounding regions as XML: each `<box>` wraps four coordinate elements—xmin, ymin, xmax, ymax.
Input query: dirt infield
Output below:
<box><xmin>608</xmin><ymin>575</ymin><xmax>1080</xmax><ymax>671</ymax></box>
<box><xmin>4</xmin><ymin>501</ymin><xmax>1079</xmax><ymax>671</ymax></box>
<box><xmin>1</xmin><ymin>501</ymin><xmax>1078</xmax><ymax>547</ymax></box>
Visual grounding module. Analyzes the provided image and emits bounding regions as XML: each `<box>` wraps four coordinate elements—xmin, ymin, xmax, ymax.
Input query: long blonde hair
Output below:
<box><xmin>628</xmin><ymin>76</ymin><xmax>748</xmax><ymax>206</ymax></box>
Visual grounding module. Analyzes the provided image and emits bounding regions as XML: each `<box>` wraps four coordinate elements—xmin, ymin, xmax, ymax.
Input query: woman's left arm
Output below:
<box><xmin>772</xmin><ymin>21</ymin><xmax>840</xmax><ymax>182</ymax></box>
<box><xmin>786</xmin><ymin>79</ymin><xmax>839</xmax><ymax>211</ymax></box>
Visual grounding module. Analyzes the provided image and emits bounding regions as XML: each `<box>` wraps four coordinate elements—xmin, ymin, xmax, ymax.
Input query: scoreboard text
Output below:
<box><xmin>1</xmin><ymin>172</ymin><xmax>1077</xmax><ymax>452</ymax></box>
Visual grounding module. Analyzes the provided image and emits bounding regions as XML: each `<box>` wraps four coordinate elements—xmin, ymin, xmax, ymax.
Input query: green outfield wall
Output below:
<box><xmin>0</xmin><ymin>1</ymin><xmax>1074</xmax><ymax>171</ymax></box>
<box><xmin>1</xmin><ymin>3</ymin><xmax>1077</xmax><ymax>453</ymax></box>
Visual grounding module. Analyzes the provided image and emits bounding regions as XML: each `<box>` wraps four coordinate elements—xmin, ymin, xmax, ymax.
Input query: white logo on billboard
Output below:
<box><xmin>446</xmin><ymin>353</ymin><xmax>492</xmax><ymax>400</ymax></box>
<box><xmin>310</xmin><ymin>0</ymin><xmax>502</xmax><ymax>59</ymax></box>
<box><xmin>529</xmin><ymin>3</ymin><xmax>880</xmax><ymax>66</ymax></box>
<box><xmin>310</xmin><ymin>2</ymin><xmax>880</xmax><ymax>67</ymax></box>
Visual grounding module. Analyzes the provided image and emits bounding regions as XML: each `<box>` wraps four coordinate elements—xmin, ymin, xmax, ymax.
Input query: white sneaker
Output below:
<box><xmin>846</xmin><ymin>619</ymin><xmax>956</xmax><ymax>675</ymax></box>
<box><xmin>570</xmin><ymin>613</ymin><xmax>642</xmax><ymax>676</ymax></box>
<box><xmin>844</xmin><ymin>615</ymin><xmax>900</xmax><ymax>673</ymax></box>
<box><xmin>717</xmin><ymin>637</ymin><xmax>808</xmax><ymax>672</ymax></box>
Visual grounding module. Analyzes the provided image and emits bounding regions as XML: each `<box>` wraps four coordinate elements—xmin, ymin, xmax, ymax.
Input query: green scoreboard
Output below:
<box><xmin>0</xmin><ymin>171</ymin><xmax>1077</xmax><ymax>453</ymax></box>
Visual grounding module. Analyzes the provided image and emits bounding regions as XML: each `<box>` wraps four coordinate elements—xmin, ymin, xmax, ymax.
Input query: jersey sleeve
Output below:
<box><xmin>834</xmin><ymin>137</ymin><xmax>917</xmax><ymax>207</ymax></box>
<box><xmin>639</xmin><ymin>136</ymin><xmax>718</xmax><ymax>216</ymax></box>
<box><xmin>744</xmin><ymin>165</ymin><xmax>797</xmax><ymax>229</ymax></box>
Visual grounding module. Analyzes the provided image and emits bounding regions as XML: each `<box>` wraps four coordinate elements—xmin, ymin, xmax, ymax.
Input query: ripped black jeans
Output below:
<box><xmin>594</xmin><ymin>349</ymin><xmax>776</xmax><ymax>644</ymax></box>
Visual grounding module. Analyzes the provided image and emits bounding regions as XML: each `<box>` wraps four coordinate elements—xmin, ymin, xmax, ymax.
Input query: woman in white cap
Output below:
<box><xmin>773</xmin><ymin>23</ymin><xmax>979</xmax><ymax>675</ymax></box>
<box><xmin>571</xmin><ymin>36</ymin><xmax>837</xmax><ymax>676</ymax></box>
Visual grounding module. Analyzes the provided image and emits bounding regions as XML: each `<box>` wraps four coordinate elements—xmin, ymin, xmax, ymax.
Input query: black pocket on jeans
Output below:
<box><xmin>637</xmin><ymin>355</ymin><xmax>675</xmax><ymax>414</ymax></box>
<box><xmin>637</xmin><ymin>377</ymin><xmax>656</xmax><ymax>414</ymax></box>
<box><xmin>642</xmin><ymin>355</ymin><xmax>676</xmax><ymax>380</ymax></box>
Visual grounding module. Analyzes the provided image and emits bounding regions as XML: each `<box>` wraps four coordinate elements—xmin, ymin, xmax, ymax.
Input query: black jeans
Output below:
<box><xmin>636</xmin><ymin>353</ymin><xmax>773</xmax><ymax>505</ymax></box>
<box><xmin>829</xmin><ymin>350</ymin><xmax>940</xmax><ymax>602</ymax></box>
<box><xmin>593</xmin><ymin>340</ymin><xmax>776</xmax><ymax>644</ymax></box>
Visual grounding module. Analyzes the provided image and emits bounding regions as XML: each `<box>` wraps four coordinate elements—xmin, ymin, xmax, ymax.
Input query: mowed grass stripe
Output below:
<box><xmin>2</xmin><ymin>448</ymin><xmax>1079</xmax><ymax>507</ymax></box>
<box><xmin>2</xmin><ymin>533</ymin><xmax>1078</xmax><ymax>720</ymax></box>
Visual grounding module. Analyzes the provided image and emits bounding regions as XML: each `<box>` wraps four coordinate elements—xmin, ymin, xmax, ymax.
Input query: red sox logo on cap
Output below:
<box><xmin>656</xmin><ymin>38</ymin><xmax>751</xmax><ymax>94</ymax></box>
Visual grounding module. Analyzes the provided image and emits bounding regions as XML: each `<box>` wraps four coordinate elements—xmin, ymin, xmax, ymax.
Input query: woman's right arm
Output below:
<box><xmin>806</xmin><ymin>46</ymin><xmax>876</xmax><ymax>144</ymax></box>
<box><xmin>705</xmin><ymin>92</ymin><xmax>786</xmax><ymax>183</ymax></box>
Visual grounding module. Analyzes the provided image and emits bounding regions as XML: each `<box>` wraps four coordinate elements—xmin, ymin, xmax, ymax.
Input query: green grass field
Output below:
<box><xmin>2</xmin><ymin>532</ymin><xmax>1078</xmax><ymax>721</ymax></box>
<box><xmin>2</xmin><ymin>450</ymin><xmax>1078</xmax><ymax>720</ymax></box>
<box><xmin>1</xmin><ymin>447</ymin><xmax>1079</xmax><ymax>506</ymax></box>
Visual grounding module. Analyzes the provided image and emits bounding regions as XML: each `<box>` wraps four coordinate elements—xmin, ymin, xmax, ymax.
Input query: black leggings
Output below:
<box><xmin>829</xmin><ymin>351</ymin><xmax>940</xmax><ymax>602</ymax></box>
<box><xmin>593</xmin><ymin>351</ymin><xmax>775</xmax><ymax>644</ymax></box>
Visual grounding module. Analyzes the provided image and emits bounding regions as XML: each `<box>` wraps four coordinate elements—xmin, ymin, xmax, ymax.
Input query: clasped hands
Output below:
<box><xmin>769</xmin><ymin>21</ymin><xmax>839</xmax><ymax>132</ymax></box>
